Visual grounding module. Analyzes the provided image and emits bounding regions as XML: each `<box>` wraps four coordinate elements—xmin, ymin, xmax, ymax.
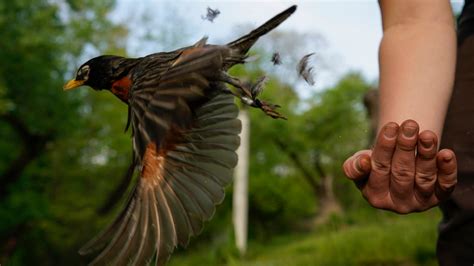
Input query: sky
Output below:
<box><xmin>112</xmin><ymin>0</ymin><xmax>465</xmax><ymax>93</ymax></box>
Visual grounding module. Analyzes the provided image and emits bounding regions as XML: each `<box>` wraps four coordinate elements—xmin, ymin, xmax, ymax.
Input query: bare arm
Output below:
<box><xmin>342</xmin><ymin>1</ymin><xmax>458</xmax><ymax>214</ymax></box>
<box><xmin>378</xmin><ymin>0</ymin><xmax>456</xmax><ymax>138</ymax></box>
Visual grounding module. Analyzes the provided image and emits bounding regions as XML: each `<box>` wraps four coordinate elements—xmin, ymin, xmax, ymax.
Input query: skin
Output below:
<box><xmin>378</xmin><ymin>0</ymin><xmax>456</xmax><ymax>135</ymax></box>
<box><xmin>344</xmin><ymin>120</ymin><xmax>457</xmax><ymax>213</ymax></box>
<box><xmin>343</xmin><ymin>0</ymin><xmax>458</xmax><ymax>214</ymax></box>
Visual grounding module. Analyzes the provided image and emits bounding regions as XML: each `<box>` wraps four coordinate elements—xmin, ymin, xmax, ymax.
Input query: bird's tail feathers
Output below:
<box><xmin>227</xmin><ymin>5</ymin><xmax>297</xmax><ymax>55</ymax></box>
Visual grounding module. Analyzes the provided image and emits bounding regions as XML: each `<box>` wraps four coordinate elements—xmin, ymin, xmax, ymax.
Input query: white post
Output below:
<box><xmin>233</xmin><ymin>109</ymin><xmax>249</xmax><ymax>256</ymax></box>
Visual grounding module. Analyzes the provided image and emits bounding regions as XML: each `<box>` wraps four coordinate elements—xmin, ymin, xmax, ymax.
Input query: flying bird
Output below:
<box><xmin>64</xmin><ymin>5</ymin><xmax>296</xmax><ymax>265</ymax></box>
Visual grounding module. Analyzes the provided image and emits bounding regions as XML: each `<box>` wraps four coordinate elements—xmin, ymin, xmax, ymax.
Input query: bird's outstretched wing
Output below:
<box><xmin>79</xmin><ymin>47</ymin><xmax>241</xmax><ymax>265</ymax></box>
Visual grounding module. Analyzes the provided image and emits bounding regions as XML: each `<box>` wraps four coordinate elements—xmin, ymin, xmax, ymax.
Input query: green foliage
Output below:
<box><xmin>230</xmin><ymin>65</ymin><xmax>372</xmax><ymax>236</ymax></box>
<box><xmin>248</xmin><ymin>211</ymin><xmax>439</xmax><ymax>266</ymax></box>
<box><xmin>301</xmin><ymin>73</ymin><xmax>372</xmax><ymax>209</ymax></box>
<box><xmin>0</xmin><ymin>0</ymin><xmax>129</xmax><ymax>265</ymax></box>
<box><xmin>228</xmin><ymin>64</ymin><xmax>316</xmax><ymax>237</ymax></box>
<box><xmin>169</xmin><ymin>209</ymin><xmax>440</xmax><ymax>266</ymax></box>
<box><xmin>303</xmin><ymin>73</ymin><xmax>370</xmax><ymax>158</ymax></box>
<box><xmin>0</xmin><ymin>2</ymin><xmax>439</xmax><ymax>266</ymax></box>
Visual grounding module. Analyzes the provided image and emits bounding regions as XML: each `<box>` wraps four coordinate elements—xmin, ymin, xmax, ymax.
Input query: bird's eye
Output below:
<box><xmin>77</xmin><ymin>65</ymin><xmax>90</xmax><ymax>80</ymax></box>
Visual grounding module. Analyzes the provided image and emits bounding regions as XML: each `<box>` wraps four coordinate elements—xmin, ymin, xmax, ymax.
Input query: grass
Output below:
<box><xmin>169</xmin><ymin>208</ymin><xmax>441</xmax><ymax>266</ymax></box>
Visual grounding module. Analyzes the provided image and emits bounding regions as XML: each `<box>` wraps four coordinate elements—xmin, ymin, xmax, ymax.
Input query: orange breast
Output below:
<box><xmin>111</xmin><ymin>76</ymin><xmax>132</xmax><ymax>103</ymax></box>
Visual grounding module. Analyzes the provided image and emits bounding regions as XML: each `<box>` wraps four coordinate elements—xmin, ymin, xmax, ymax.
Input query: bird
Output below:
<box><xmin>63</xmin><ymin>5</ymin><xmax>296</xmax><ymax>265</ymax></box>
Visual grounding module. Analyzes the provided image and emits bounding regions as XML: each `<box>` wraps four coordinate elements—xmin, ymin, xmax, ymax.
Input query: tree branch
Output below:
<box><xmin>0</xmin><ymin>114</ymin><xmax>31</xmax><ymax>142</ymax></box>
<box><xmin>272</xmin><ymin>137</ymin><xmax>320</xmax><ymax>195</ymax></box>
<box><xmin>311</xmin><ymin>153</ymin><xmax>327</xmax><ymax>195</ymax></box>
<box><xmin>312</xmin><ymin>153</ymin><xmax>326</xmax><ymax>179</ymax></box>
<box><xmin>0</xmin><ymin>113</ymin><xmax>52</xmax><ymax>200</ymax></box>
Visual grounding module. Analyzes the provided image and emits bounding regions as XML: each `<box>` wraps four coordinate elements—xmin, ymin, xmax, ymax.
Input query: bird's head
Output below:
<box><xmin>63</xmin><ymin>55</ymin><xmax>127</xmax><ymax>91</ymax></box>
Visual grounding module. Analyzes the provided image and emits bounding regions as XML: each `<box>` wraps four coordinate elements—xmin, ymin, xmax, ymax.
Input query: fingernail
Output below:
<box><xmin>355</xmin><ymin>157</ymin><xmax>363</xmax><ymax>171</ymax></box>
<box><xmin>355</xmin><ymin>155</ymin><xmax>370</xmax><ymax>174</ymax></box>
<box><xmin>384</xmin><ymin>124</ymin><xmax>398</xmax><ymax>138</ymax></box>
<box><xmin>359</xmin><ymin>156</ymin><xmax>370</xmax><ymax>171</ymax></box>
<box><xmin>443</xmin><ymin>154</ymin><xmax>453</xmax><ymax>162</ymax></box>
<box><xmin>420</xmin><ymin>138</ymin><xmax>433</xmax><ymax>149</ymax></box>
<box><xmin>403</xmin><ymin>125</ymin><xmax>417</xmax><ymax>138</ymax></box>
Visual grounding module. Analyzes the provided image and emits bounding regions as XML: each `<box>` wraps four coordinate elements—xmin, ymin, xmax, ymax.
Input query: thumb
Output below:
<box><xmin>343</xmin><ymin>150</ymin><xmax>372</xmax><ymax>181</ymax></box>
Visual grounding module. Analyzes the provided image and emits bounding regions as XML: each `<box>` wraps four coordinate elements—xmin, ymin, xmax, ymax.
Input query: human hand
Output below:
<box><xmin>343</xmin><ymin>120</ymin><xmax>457</xmax><ymax>214</ymax></box>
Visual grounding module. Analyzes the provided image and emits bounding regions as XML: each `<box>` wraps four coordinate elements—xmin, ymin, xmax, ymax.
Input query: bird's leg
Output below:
<box><xmin>218</xmin><ymin>71</ymin><xmax>286</xmax><ymax>120</ymax></box>
<box><xmin>218</xmin><ymin>72</ymin><xmax>252</xmax><ymax>98</ymax></box>
<box><xmin>220</xmin><ymin>85</ymin><xmax>250</xmax><ymax>103</ymax></box>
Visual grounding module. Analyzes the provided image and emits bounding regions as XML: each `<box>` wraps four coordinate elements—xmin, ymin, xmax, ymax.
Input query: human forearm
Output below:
<box><xmin>378</xmin><ymin>0</ymin><xmax>456</xmax><ymax>138</ymax></box>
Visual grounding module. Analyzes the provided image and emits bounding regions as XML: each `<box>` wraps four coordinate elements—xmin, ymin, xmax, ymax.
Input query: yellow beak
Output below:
<box><xmin>63</xmin><ymin>79</ymin><xmax>85</xmax><ymax>91</ymax></box>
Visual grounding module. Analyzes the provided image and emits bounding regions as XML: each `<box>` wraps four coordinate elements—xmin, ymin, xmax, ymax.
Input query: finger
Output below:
<box><xmin>435</xmin><ymin>149</ymin><xmax>457</xmax><ymax>201</ymax></box>
<box><xmin>414</xmin><ymin>130</ymin><xmax>438</xmax><ymax>201</ymax></box>
<box><xmin>365</xmin><ymin>122</ymin><xmax>399</xmax><ymax>198</ymax></box>
<box><xmin>389</xmin><ymin>120</ymin><xmax>419</xmax><ymax>202</ymax></box>
<box><xmin>343</xmin><ymin>150</ymin><xmax>372</xmax><ymax>181</ymax></box>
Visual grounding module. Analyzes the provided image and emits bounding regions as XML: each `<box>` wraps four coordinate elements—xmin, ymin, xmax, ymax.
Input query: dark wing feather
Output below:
<box><xmin>129</xmin><ymin>47</ymin><xmax>229</xmax><ymax>158</ymax></box>
<box><xmin>80</xmin><ymin>47</ymin><xmax>241</xmax><ymax>265</ymax></box>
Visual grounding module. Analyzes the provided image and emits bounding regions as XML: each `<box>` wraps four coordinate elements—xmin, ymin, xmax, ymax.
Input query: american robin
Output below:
<box><xmin>64</xmin><ymin>5</ymin><xmax>296</xmax><ymax>265</ymax></box>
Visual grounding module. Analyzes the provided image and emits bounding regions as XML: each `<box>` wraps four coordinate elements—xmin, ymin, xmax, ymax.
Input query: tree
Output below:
<box><xmin>298</xmin><ymin>73</ymin><xmax>371</xmax><ymax>223</ymax></box>
<box><xmin>0</xmin><ymin>0</ymin><xmax>127</xmax><ymax>264</ymax></box>
<box><xmin>247</xmin><ymin>71</ymin><xmax>371</xmax><ymax>228</ymax></box>
<box><xmin>228</xmin><ymin>27</ymin><xmax>371</xmax><ymax>227</ymax></box>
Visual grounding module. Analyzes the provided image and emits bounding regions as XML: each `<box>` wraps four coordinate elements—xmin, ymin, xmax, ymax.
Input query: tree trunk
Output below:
<box><xmin>363</xmin><ymin>89</ymin><xmax>379</xmax><ymax>145</ymax></box>
<box><xmin>233</xmin><ymin>109</ymin><xmax>249</xmax><ymax>256</ymax></box>
<box><xmin>313</xmin><ymin>173</ymin><xmax>342</xmax><ymax>225</ymax></box>
<box><xmin>273</xmin><ymin>138</ymin><xmax>342</xmax><ymax>226</ymax></box>
<box><xmin>311</xmin><ymin>154</ymin><xmax>342</xmax><ymax>225</ymax></box>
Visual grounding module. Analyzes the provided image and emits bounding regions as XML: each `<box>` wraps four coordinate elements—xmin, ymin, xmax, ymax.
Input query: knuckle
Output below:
<box><xmin>415</xmin><ymin>172</ymin><xmax>436</xmax><ymax>185</ymax></box>
<box><xmin>440</xmin><ymin>177</ymin><xmax>457</xmax><ymax>190</ymax></box>
<box><xmin>440</xmin><ymin>162</ymin><xmax>457</xmax><ymax>174</ymax></box>
<box><xmin>440</xmin><ymin>172</ymin><xmax>458</xmax><ymax>185</ymax></box>
<box><xmin>372</xmin><ymin>160</ymin><xmax>391</xmax><ymax>176</ymax></box>
<box><xmin>397</xmin><ymin>142</ymin><xmax>416</xmax><ymax>152</ymax></box>
<box><xmin>396</xmin><ymin>136</ymin><xmax>418</xmax><ymax>152</ymax></box>
<box><xmin>417</xmin><ymin>149</ymin><xmax>437</xmax><ymax>160</ymax></box>
<box><xmin>378</xmin><ymin>141</ymin><xmax>396</xmax><ymax>153</ymax></box>
<box><xmin>393</xmin><ymin>154</ymin><xmax>415</xmax><ymax>169</ymax></box>
<box><xmin>391</xmin><ymin>163</ymin><xmax>414</xmax><ymax>181</ymax></box>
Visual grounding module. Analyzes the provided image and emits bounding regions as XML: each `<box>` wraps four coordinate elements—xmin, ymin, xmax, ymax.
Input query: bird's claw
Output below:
<box><xmin>220</xmin><ymin>72</ymin><xmax>286</xmax><ymax>119</ymax></box>
<box><xmin>254</xmin><ymin>99</ymin><xmax>286</xmax><ymax>120</ymax></box>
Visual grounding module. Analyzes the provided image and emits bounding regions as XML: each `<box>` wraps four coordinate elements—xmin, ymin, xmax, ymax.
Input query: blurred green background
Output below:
<box><xmin>0</xmin><ymin>1</ymin><xmax>447</xmax><ymax>265</ymax></box>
